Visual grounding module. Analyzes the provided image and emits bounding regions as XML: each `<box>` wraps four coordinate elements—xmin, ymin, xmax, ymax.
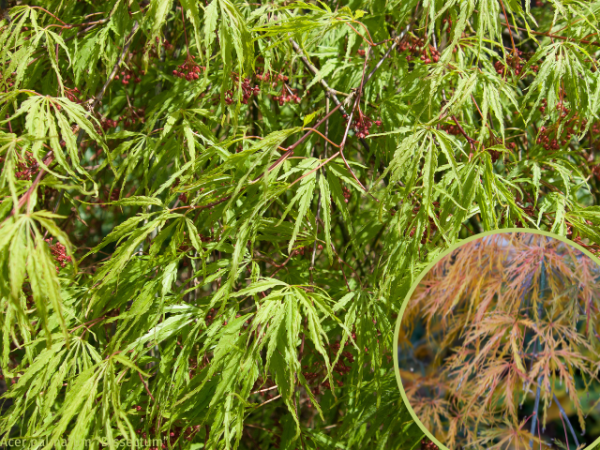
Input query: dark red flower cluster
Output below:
<box><xmin>398</xmin><ymin>36</ymin><xmax>440</xmax><ymax>64</ymax></box>
<box><xmin>122</xmin><ymin>106</ymin><xmax>146</xmax><ymax>128</ymax></box>
<box><xmin>357</xmin><ymin>48</ymin><xmax>366</xmax><ymax>57</ymax></box>
<box><xmin>45</xmin><ymin>239</ymin><xmax>72</xmax><ymax>271</ymax></box>
<box><xmin>256</xmin><ymin>71</ymin><xmax>291</xmax><ymax>92</ymax></box>
<box><xmin>172</xmin><ymin>56</ymin><xmax>204</xmax><ymax>81</ymax></box>
<box><xmin>331</xmin><ymin>341</ymin><xmax>355</xmax><ymax>366</ymax></box>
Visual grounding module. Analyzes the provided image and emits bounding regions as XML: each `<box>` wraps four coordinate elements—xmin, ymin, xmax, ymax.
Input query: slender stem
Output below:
<box><xmin>498</xmin><ymin>0</ymin><xmax>517</xmax><ymax>54</ymax></box>
<box><xmin>138</xmin><ymin>371</ymin><xmax>156</xmax><ymax>403</ymax></box>
<box><xmin>553</xmin><ymin>392</ymin><xmax>580</xmax><ymax>449</ymax></box>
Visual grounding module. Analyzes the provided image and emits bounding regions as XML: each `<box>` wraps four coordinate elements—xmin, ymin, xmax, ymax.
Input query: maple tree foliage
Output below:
<box><xmin>0</xmin><ymin>0</ymin><xmax>599</xmax><ymax>449</ymax></box>
<box><xmin>398</xmin><ymin>232</ymin><xmax>600</xmax><ymax>450</ymax></box>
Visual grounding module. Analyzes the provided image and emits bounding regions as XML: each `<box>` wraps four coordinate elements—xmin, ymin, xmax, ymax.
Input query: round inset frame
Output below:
<box><xmin>393</xmin><ymin>228</ymin><xmax>600</xmax><ymax>450</ymax></box>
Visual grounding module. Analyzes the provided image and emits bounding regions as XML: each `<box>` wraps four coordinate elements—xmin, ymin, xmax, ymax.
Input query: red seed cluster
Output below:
<box><xmin>99</xmin><ymin>106</ymin><xmax>146</xmax><ymax>131</ymax></box>
<box><xmin>254</xmin><ymin>70</ymin><xmax>303</xmax><ymax>106</ymax></box>
<box><xmin>302</xmin><ymin>341</ymin><xmax>355</xmax><ymax>405</ymax></box>
<box><xmin>488</xmin><ymin>148</ymin><xmax>502</xmax><ymax>163</ymax></box>
<box><xmin>122</xmin><ymin>106</ymin><xmax>146</xmax><ymax>128</ymax></box>
<box><xmin>45</xmin><ymin>239</ymin><xmax>72</xmax><ymax>271</ymax></box>
<box><xmin>441</xmin><ymin>123</ymin><xmax>462</xmax><ymax>136</ymax></box>
<box><xmin>114</xmin><ymin>68</ymin><xmax>141</xmax><ymax>85</ymax></box>
<box><xmin>15</xmin><ymin>151</ymin><xmax>36</xmax><ymax>180</ymax></box>
<box><xmin>255</xmin><ymin>71</ymin><xmax>271</xmax><ymax>82</ymax></box>
<box><xmin>421</xmin><ymin>438</ymin><xmax>439</xmax><ymax>450</ymax></box>
<box><xmin>343</xmin><ymin>113</ymin><xmax>381</xmax><ymax>138</ymax></box>
<box><xmin>272</xmin><ymin>88</ymin><xmax>300</xmax><ymax>106</ymax></box>
<box><xmin>271</xmin><ymin>73</ymin><xmax>289</xmax><ymax>84</ymax></box>
<box><xmin>172</xmin><ymin>56</ymin><xmax>204</xmax><ymax>81</ymax></box>
<box><xmin>205</xmin><ymin>308</ymin><xmax>217</xmax><ymax>325</ymax></box>
<box><xmin>1</xmin><ymin>72</ymin><xmax>15</xmax><ymax>92</ymax></box>
<box><xmin>225</xmin><ymin>75</ymin><xmax>260</xmax><ymax>105</ymax></box>
<box><xmin>100</xmin><ymin>117</ymin><xmax>119</xmax><ymax>131</ymax></box>
<box><xmin>291</xmin><ymin>246</ymin><xmax>310</xmax><ymax>257</ymax></box>
<box><xmin>408</xmin><ymin>201</ymin><xmax>441</xmax><ymax>243</ymax></box>
<box><xmin>357</xmin><ymin>48</ymin><xmax>366</xmax><ymax>57</ymax></box>
<box><xmin>494</xmin><ymin>60</ymin><xmax>505</xmax><ymax>75</ymax></box>
<box><xmin>538</xmin><ymin>98</ymin><xmax>548</xmax><ymax>114</ymax></box>
<box><xmin>573</xmin><ymin>235</ymin><xmax>600</xmax><ymax>256</ymax></box>
<box><xmin>494</xmin><ymin>51</ymin><xmax>533</xmax><ymax>77</ymax></box>
<box><xmin>398</xmin><ymin>36</ymin><xmax>440</xmax><ymax>64</ymax></box>
<box><xmin>161</xmin><ymin>38</ymin><xmax>175</xmax><ymax>52</ymax></box>
<box><xmin>536</xmin><ymin>106</ymin><xmax>588</xmax><ymax>150</ymax></box>
<box><xmin>65</xmin><ymin>87</ymin><xmax>83</xmax><ymax>104</ymax></box>
<box><xmin>442</xmin><ymin>17</ymin><xmax>453</xmax><ymax>34</ymax></box>
<box><xmin>342</xmin><ymin>185</ymin><xmax>352</xmax><ymax>203</ymax></box>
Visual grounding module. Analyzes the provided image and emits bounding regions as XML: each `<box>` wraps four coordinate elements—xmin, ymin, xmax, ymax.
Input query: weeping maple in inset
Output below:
<box><xmin>399</xmin><ymin>233</ymin><xmax>600</xmax><ymax>450</ymax></box>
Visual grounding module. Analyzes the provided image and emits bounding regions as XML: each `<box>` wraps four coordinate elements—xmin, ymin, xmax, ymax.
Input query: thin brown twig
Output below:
<box><xmin>170</xmin><ymin>194</ymin><xmax>231</xmax><ymax>212</ymax></box>
<box><xmin>44</xmin><ymin>18</ymin><xmax>108</xmax><ymax>30</ymax></box>
<box><xmin>287</xmin><ymin>151</ymin><xmax>341</xmax><ymax>190</ymax></box>
<box><xmin>138</xmin><ymin>371</ymin><xmax>156</xmax><ymax>403</ymax></box>
<box><xmin>515</xmin><ymin>26</ymin><xmax>600</xmax><ymax>47</ymax></box>
<box><xmin>256</xmin><ymin>394</ymin><xmax>282</xmax><ymax>408</ymax></box>
<box><xmin>301</xmin><ymin>127</ymin><xmax>340</xmax><ymax>148</ymax></box>
<box><xmin>498</xmin><ymin>0</ymin><xmax>517</xmax><ymax>54</ymax></box>
<box><xmin>89</xmin><ymin>21</ymin><xmax>140</xmax><ymax>112</ymax></box>
<box><xmin>257</xmin><ymin>102</ymin><xmax>343</xmax><ymax>177</ymax></box>
<box><xmin>28</xmin><ymin>6</ymin><xmax>66</xmax><ymax>24</ymax></box>
<box><xmin>451</xmin><ymin>115</ymin><xmax>478</xmax><ymax>156</ymax></box>
<box><xmin>252</xmin><ymin>385</ymin><xmax>278</xmax><ymax>395</ymax></box>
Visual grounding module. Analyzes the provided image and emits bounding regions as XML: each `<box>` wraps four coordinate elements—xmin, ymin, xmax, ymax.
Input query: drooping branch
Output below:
<box><xmin>290</xmin><ymin>29</ymin><xmax>408</xmax><ymax>153</ymax></box>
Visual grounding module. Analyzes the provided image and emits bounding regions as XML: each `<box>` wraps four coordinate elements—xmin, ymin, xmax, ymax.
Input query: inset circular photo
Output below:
<box><xmin>394</xmin><ymin>230</ymin><xmax>600</xmax><ymax>450</ymax></box>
